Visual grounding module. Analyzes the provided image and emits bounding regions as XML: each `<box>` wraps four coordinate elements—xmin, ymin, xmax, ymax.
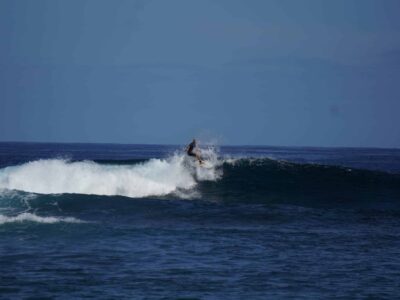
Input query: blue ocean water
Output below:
<box><xmin>1</xmin><ymin>142</ymin><xmax>400</xmax><ymax>299</ymax></box>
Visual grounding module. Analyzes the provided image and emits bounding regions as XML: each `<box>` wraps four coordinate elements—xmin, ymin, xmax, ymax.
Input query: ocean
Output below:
<box><xmin>0</xmin><ymin>142</ymin><xmax>399</xmax><ymax>299</ymax></box>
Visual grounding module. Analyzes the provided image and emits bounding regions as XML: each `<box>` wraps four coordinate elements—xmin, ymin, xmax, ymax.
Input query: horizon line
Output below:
<box><xmin>0</xmin><ymin>140</ymin><xmax>398</xmax><ymax>151</ymax></box>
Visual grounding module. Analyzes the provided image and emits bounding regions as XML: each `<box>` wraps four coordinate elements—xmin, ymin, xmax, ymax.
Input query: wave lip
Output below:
<box><xmin>0</xmin><ymin>212</ymin><xmax>84</xmax><ymax>225</ymax></box>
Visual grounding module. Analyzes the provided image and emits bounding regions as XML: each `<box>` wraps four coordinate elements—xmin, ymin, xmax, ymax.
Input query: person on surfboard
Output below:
<box><xmin>185</xmin><ymin>139</ymin><xmax>203</xmax><ymax>165</ymax></box>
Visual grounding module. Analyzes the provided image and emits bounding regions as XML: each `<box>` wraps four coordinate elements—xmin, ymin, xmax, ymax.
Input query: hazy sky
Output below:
<box><xmin>1</xmin><ymin>0</ymin><xmax>399</xmax><ymax>147</ymax></box>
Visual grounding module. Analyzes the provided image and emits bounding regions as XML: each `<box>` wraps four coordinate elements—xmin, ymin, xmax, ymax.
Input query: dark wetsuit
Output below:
<box><xmin>187</xmin><ymin>141</ymin><xmax>196</xmax><ymax>157</ymax></box>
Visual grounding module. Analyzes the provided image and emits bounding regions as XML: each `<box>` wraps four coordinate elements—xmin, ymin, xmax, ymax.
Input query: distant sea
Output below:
<box><xmin>1</xmin><ymin>142</ymin><xmax>400</xmax><ymax>299</ymax></box>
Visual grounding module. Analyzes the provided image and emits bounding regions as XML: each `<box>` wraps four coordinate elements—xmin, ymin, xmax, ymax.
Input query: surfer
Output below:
<box><xmin>186</xmin><ymin>139</ymin><xmax>203</xmax><ymax>165</ymax></box>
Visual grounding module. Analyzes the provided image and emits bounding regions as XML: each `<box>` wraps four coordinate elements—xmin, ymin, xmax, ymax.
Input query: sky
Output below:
<box><xmin>0</xmin><ymin>0</ymin><xmax>399</xmax><ymax>147</ymax></box>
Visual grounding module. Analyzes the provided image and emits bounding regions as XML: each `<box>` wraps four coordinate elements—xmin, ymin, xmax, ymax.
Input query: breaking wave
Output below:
<box><xmin>0</xmin><ymin>151</ymin><xmax>221</xmax><ymax>198</ymax></box>
<box><xmin>0</xmin><ymin>149</ymin><xmax>399</xmax><ymax>207</ymax></box>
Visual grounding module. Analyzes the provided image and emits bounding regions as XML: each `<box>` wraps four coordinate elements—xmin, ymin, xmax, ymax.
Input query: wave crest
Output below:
<box><xmin>0</xmin><ymin>153</ymin><xmax>221</xmax><ymax>198</ymax></box>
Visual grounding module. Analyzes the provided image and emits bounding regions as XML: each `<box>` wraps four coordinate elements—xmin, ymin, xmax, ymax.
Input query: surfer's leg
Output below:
<box><xmin>196</xmin><ymin>153</ymin><xmax>203</xmax><ymax>164</ymax></box>
<box><xmin>188</xmin><ymin>151</ymin><xmax>202</xmax><ymax>164</ymax></box>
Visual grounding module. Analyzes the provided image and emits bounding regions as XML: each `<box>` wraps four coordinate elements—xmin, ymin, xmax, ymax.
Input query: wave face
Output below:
<box><xmin>199</xmin><ymin>158</ymin><xmax>400</xmax><ymax>206</ymax></box>
<box><xmin>0</xmin><ymin>153</ymin><xmax>399</xmax><ymax>207</ymax></box>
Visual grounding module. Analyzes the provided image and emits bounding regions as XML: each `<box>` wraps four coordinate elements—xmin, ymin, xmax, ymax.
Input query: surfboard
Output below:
<box><xmin>199</xmin><ymin>160</ymin><xmax>213</xmax><ymax>169</ymax></box>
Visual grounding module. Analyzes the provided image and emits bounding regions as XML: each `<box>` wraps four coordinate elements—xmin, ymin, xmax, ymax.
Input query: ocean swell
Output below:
<box><xmin>0</xmin><ymin>155</ymin><xmax>399</xmax><ymax>206</ymax></box>
<box><xmin>198</xmin><ymin>158</ymin><xmax>400</xmax><ymax>205</ymax></box>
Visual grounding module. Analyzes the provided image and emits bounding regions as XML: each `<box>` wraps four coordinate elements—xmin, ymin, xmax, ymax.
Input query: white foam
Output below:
<box><xmin>0</xmin><ymin>212</ymin><xmax>84</xmax><ymax>225</ymax></box>
<box><xmin>195</xmin><ymin>146</ymin><xmax>223</xmax><ymax>181</ymax></box>
<box><xmin>0</xmin><ymin>152</ymin><xmax>221</xmax><ymax>198</ymax></box>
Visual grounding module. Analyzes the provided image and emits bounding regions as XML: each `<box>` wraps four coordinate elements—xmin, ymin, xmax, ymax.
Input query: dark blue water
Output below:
<box><xmin>1</xmin><ymin>142</ymin><xmax>400</xmax><ymax>299</ymax></box>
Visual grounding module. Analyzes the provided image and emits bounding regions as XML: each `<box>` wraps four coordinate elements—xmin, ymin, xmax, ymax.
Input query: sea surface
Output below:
<box><xmin>1</xmin><ymin>142</ymin><xmax>400</xmax><ymax>299</ymax></box>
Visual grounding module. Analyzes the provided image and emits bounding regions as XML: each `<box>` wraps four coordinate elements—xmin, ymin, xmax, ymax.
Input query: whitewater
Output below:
<box><xmin>0</xmin><ymin>149</ymin><xmax>222</xmax><ymax>198</ymax></box>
